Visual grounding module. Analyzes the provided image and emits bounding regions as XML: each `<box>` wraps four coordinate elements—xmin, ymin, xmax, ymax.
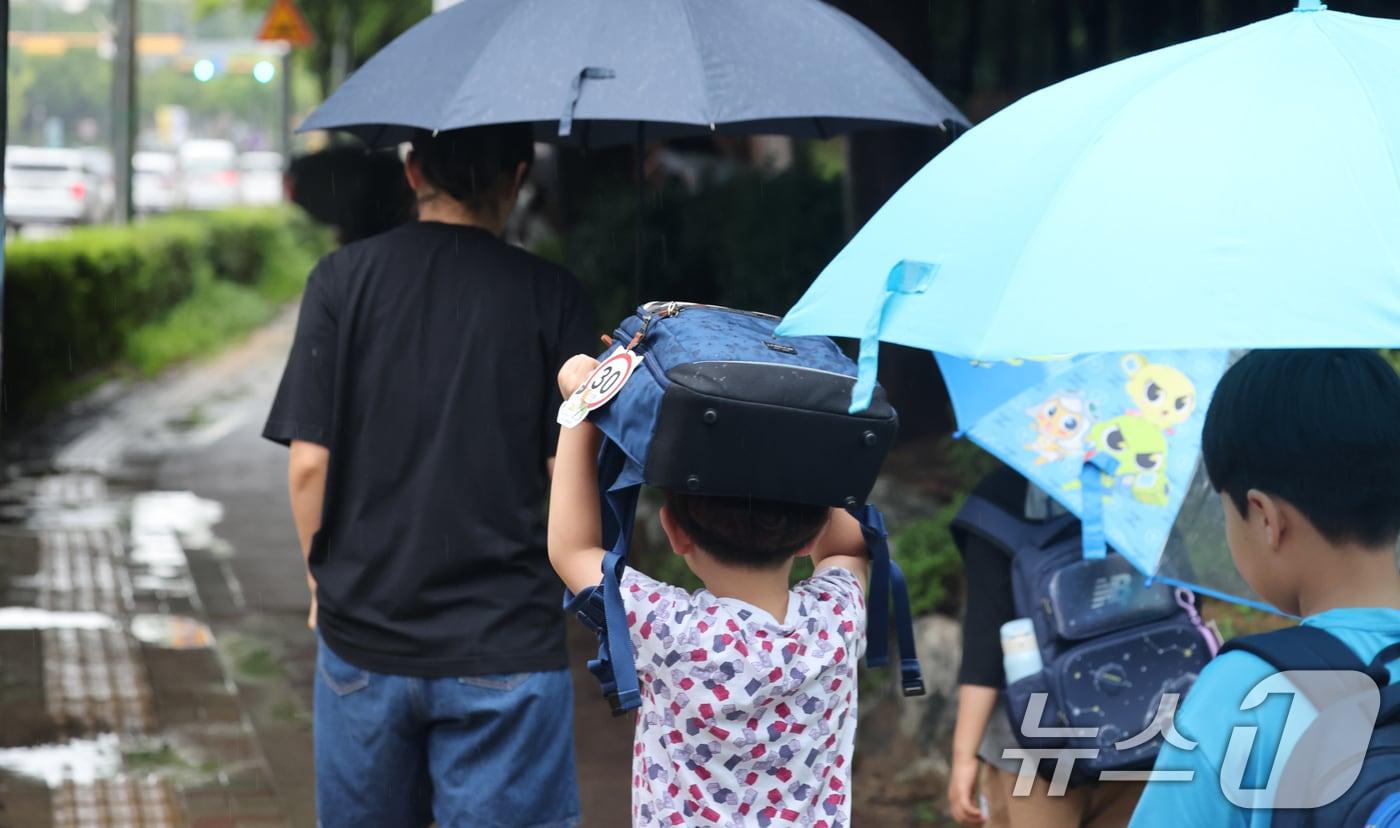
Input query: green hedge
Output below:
<box><xmin>3</xmin><ymin>207</ymin><xmax>330</xmax><ymax>417</ymax></box>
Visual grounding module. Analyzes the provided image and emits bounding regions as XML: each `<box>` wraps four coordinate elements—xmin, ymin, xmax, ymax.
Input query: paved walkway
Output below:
<box><xmin>0</xmin><ymin>309</ymin><xmax>632</xmax><ymax>826</ymax></box>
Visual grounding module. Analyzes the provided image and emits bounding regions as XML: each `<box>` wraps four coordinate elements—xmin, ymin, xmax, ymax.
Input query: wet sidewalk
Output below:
<box><xmin>0</xmin><ymin>309</ymin><xmax>632</xmax><ymax>827</ymax></box>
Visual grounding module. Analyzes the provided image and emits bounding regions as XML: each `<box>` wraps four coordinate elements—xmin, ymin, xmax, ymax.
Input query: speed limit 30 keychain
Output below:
<box><xmin>556</xmin><ymin>346</ymin><xmax>645</xmax><ymax>429</ymax></box>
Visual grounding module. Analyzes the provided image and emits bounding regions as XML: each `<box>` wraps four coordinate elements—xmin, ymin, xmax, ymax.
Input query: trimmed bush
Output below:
<box><xmin>3</xmin><ymin>207</ymin><xmax>330</xmax><ymax>417</ymax></box>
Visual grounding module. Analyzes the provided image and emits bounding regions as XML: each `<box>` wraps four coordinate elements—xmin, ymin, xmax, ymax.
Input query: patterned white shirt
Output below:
<box><xmin>621</xmin><ymin>566</ymin><xmax>867</xmax><ymax>827</ymax></box>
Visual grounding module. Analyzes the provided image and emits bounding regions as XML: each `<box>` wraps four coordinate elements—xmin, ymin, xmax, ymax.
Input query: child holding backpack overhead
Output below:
<box><xmin>1130</xmin><ymin>350</ymin><xmax>1400</xmax><ymax>827</ymax></box>
<box><xmin>549</xmin><ymin>351</ymin><xmax>876</xmax><ymax>828</ymax></box>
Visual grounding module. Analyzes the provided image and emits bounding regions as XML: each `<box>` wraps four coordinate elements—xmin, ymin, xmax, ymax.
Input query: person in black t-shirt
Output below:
<box><xmin>264</xmin><ymin>124</ymin><xmax>594</xmax><ymax>828</ymax></box>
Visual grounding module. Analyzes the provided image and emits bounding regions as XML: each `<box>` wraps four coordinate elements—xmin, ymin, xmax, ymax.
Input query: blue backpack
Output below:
<box><xmin>565</xmin><ymin>301</ymin><xmax>926</xmax><ymax>715</ymax></box>
<box><xmin>952</xmin><ymin>494</ymin><xmax>1216</xmax><ymax>781</ymax></box>
<box><xmin>1221</xmin><ymin>626</ymin><xmax>1400</xmax><ymax>827</ymax></box>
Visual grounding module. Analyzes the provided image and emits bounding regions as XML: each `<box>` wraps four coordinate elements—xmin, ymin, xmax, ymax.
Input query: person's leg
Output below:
<box><xmin>982</xmin><ymin>764</ymin><xmax>1089</xmax><ymax>828</ymax></box>
<box><xmin>314</xmin><ymin>637</ymin><xmax>433</xmax><ymax>827</ymax></box>
<box><xmin>1083</xmin><ymin>780</ymin><xmax>1146</xmax><ymax>828</ymax></box>
<box><xmin>425</xmin><ymin>669</ymin><xmax>581</xmax><ymax>828</ymax></box>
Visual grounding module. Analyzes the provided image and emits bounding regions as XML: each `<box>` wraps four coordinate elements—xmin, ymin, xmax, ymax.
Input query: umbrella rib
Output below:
<box><xmin>971</xmin><ymin>19</ymin><xmax>1280</xmax><ymax>359</ymax></box>
<box><xmin>675</xmin><ymin>0</ymin><xmax>718</xmax><ymax>127</ymax></box>
<box><xmin>1310</xmin><ymin>18</ymin><xmax>1400</xmax><ymax>202</ymax></box>
<box><xmin>437</xmin><ymin>0</ymin><xmax>537</xmax><ymax>135</ymax></box>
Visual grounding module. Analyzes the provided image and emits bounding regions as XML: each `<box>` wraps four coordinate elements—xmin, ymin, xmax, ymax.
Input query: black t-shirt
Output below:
<box><xmin>955</xmin><ymin>465</ymin><xmax>1029</xmax><ymax>688</ymax></box>
<box><xmin>263</xmin><ymin>221</ymin><xmax>596</xmax><ymax>677</ymax></box>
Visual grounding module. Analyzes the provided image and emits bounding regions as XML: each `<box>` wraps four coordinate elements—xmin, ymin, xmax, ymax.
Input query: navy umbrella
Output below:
<box><xmin>301</xmin><ymin>0</ymin><xmax>965</xmax><ymax>147</ymax></box>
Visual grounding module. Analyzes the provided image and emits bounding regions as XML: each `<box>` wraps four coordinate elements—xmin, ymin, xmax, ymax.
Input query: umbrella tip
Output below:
<box><xmin>1294</xmin><ymin>0</ymin><xmax>1326</xmax><ymax>11</ymax></box>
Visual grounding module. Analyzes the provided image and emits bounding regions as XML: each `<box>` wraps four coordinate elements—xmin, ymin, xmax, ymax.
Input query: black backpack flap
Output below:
<box><xmin>644</xmin><ymin>361</ymin><xmax>898</xmax><ymax>508</ymax></box>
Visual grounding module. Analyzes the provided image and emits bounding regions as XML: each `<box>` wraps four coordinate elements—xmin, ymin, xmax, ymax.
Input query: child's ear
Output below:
<box><xmin>1248</xmin><ymin>489</ymin><xmax>1286</xmax><ymax>551</ymax></box>
<box><xmin>658</xmin><ymin>504</ymin><xmax>694</xmax><ymax>557</ymax></box>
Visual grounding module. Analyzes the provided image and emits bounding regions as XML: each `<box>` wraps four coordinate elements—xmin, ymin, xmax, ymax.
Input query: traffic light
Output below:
<box><xmin>193</xmin><ymin>58</ymin><xmax>216</xmax><ymax>82</ymax></box>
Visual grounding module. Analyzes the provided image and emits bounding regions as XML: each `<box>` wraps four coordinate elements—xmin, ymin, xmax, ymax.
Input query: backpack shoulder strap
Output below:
<box><xmin>562</xmin><ymin>439</ymin><xmax>642</xmax><ymax>715</ymax></box>
<box><xmin>1221</xmin><ymin>625</ymin><xmax>1380</xmax><ymax>678</ymax></box>
<box><xmin>950</xmin><ymin>493</ymin><xmax>1076</xmax><ymax>559</ymax></box>
<box><xmin>853</xmin><ymin>503</ymin><xmax>925</xmax><ymax>697</ymax></box>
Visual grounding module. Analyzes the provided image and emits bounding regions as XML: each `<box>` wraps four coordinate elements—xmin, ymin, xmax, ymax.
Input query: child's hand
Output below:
<box><xmin>558</xmin><ymin>354</ymin><xmax>601</xmax><ymax>399</ymax></box>
<box><xmin>947</xmin><ymin>753</ymin><xmax>986</xmax><ymax>825</ymax></box>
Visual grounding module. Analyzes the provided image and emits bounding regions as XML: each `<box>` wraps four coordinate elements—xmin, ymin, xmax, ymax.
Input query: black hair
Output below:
<box><xmin>408</xmin><ymin>123</ymin><xmax>535</xmax><ymax>211</ymax></box>
<box><xmin>664</xmin><ymin>491</ymin><xmax>830</xmax><ymax>569</ymax></box>
<box><xmin>1202</xmin><ymin>349</ymin><xmax>1400</xmax><ymax>547</ymax></box>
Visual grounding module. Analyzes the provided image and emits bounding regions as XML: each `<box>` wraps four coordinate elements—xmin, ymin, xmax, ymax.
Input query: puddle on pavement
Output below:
<box><xmin>0</xmin><ymin>735</ymin><xmax>120</xmax><ymax>786</ymax></box>
<box><xmin>0</xmin><ymin>608</ymin><xmax>118</xmax><ymax>631</ymax></box>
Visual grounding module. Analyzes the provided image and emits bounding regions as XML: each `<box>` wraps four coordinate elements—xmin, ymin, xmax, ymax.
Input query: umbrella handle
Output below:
<box><xmin>559</xmin><ymin>66</ymin><xmax>616</xmax><ymax>137</ymax></box>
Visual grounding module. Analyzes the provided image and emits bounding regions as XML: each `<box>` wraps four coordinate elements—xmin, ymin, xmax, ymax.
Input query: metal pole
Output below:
<box><xmin>280</xmin><ymin>48</ymin><xmax>293</xmax><ymax>166</ymax></box>
<box><xmin>634</xmin><ymin>121</ymin><xmax>644</xmax><ymax>305</ymax></box>
<box><xmin>1</xmin><ymin>0</ymin><xmax>9</xmax><ymax>422</ymax></box>
<box><xmin>111</xmin><ymin>0</ymin><xmax>137</xmax><ymax>224</ymax></box>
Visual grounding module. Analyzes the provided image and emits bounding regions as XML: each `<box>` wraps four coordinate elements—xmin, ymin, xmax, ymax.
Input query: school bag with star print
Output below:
<box><xmin>561</xmin><ymin>301</ymin><xmax>925</xmax><ymax>715</ymax></box>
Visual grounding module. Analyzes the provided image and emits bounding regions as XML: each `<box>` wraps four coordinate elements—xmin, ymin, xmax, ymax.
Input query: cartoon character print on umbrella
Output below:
<box><xmin>1122</xmin><ymin>353</ymin><xmax>1196</xmax><ymax>432</ymax></box>
<box><xmin>1026</xmin><ymin>392</ymin><xmax>1096</xmax><ymax>465</ymax></box>
<box><xmin>1081</xmin><ymin>415</ymin><xmax>1171</xmax><ymax>507</ymax></box>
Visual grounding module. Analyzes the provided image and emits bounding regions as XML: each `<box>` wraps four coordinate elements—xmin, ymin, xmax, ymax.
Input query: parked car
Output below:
<box><xmin>239</xmin><ymin>151</ymin><xmax>284</xmax><ymax>205</ymax></box>
<box><xmin>178</xmin><ymin>139</ymin><xmax>240</xmax><ymax>210</ymax></box>
<box><xmin>133</xmin><ymin>151</ymin><xmax>183</xmax><ymax>215</ymax></box>
<box><xmin>4</xmin><ymin>146</ymin><xmax>112</xmax><ymax>228</ymax></box>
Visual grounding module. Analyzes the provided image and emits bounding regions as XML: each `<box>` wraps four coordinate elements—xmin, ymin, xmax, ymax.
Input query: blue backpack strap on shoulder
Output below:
<box><xmin>950</xmin><ymin>494</ymin><xmax>1077</xmax><ymax>559</ymax></box>
<box><xmin>853</xmin><ymin>503</ymin><xmax>926</xmax><ymax>697</ymax></box>
<box><xmin>561</xmin><ymin>439</ymin><xmax>643</xmax><ymax>715</ymax></box>
<box><xmin>1220</xmin><ymin>625</ymin><xmax>1391</xmax><ymax>690</ymax></box>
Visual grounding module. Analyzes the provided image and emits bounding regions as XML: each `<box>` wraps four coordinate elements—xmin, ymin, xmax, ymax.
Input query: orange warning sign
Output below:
<box><xmin>256</xmin><ymin>0</ymin><xmax>315</xmax><ymax>46</ymax></box>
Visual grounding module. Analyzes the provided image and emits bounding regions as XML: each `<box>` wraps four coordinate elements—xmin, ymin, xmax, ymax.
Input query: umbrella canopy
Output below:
<box><xmin>776</xmin><ymin>4</ymin><xmax>1400</xmax><ymax>610</ymax></box>
<box><xmin>777</xmin><ymin>5</ymin><xmax>1400</xmax><ymax>362</ymax></box>
<box><xmin>300</xmin><ymin>0</ymin><xmax>966</xmax><ymax>148</ymax></box>
<box><xmin>936</xmin><ymin>349</ymin><xmax>1267</xmax><ymax>608</ymax></box>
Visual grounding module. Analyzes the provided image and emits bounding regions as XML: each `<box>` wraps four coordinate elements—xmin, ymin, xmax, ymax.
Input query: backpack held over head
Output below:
<box><xmin>952</xmin><ymin>494</ymin><xmax>1217</xmax><ymax>781</ymax></box>
<box><xmin>1221</xmin><ymin>625</ymin><xmax>1400</xmax><ymax>827</ymax></box>
<box><xmin>565</xmin><ymin>301</ymin><xmax>924</xmax><ymax>715</ymax></box>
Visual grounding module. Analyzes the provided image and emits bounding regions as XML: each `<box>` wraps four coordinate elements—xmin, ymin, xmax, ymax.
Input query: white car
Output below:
<box><xmin>4</xmin><ymin>146</ymin><xmax>111</xmax><ymax>227</ymax></box>
<box><xmin>133</xmin><ymin>151</ymin><xmax>183</xmax><ymax>214</ymax></box>
<box><xmin>179</xmin><ymin>139</ymin><xmax>240</xmax><ymax>210</ymax></box>
<box><xmin>239</xmin><ymin>151</ymin><xmax>284</xmax><ymax>205</ymax></box>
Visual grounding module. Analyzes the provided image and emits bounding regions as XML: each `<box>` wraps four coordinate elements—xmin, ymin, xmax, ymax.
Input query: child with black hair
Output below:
<box><xmin>549</xmin><ymin>354</ymin><xmax>872</xmax><ymax>828</ymax></box>
<box><xmin>1130</xmin><ymin>350</ymin><xmax>1400</xmax><ymax>827</ymax></box>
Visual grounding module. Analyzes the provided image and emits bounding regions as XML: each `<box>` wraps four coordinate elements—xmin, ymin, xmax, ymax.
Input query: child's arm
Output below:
<box><xmin>548</xmin><ymin>355</ymin><xmax>609</xmax><ymax>595</ymax></box>
<box><xmin>948</xmin><ymin>684</ymin><xmax>996</xmax><ymax>825</ymax></box>
<box><xmin>810</xmin><ymin>507</ymin><xmax>870</xmax><ymax>590</ymax></box>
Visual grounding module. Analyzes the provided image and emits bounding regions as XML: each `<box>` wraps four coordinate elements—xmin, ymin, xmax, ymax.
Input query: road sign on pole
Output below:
<box><xmin>256</xmin><ymin>0</ymin><xmax>315</xmax><ymax>47</ymax></box>
<box><xmin>258</xmin><ymin>0</ymin><xmax>314</xmax><ymax>171</ymax></box>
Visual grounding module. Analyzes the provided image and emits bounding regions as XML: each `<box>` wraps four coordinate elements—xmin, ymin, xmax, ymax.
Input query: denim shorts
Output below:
<box><xmin>314</xmin><ymin>636</ymin><xmax>581</xmax><ymax>828</ymax></box>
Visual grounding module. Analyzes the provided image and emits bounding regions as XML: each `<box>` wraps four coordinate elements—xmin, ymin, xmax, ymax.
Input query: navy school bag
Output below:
<box><xmin>1221</xmin><ymin>626</ymin><xmax>1400</xmax><ymax>827</ymax></box>
<box><xmin>565</xmin><ymin>301</ymin><xmax>926</xmax><ymax>715</ymax></box>
<box><xmin>952</xmin><ymin>494</ymin><xmax>1217</xmax><ymax>781</ymax></box>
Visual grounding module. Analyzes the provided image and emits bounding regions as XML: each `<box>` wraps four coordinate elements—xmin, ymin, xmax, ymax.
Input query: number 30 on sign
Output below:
<box><xmin>557</xmin><ymin>349</ymin><xmax>644</xmax><ymax>428</ymax></box>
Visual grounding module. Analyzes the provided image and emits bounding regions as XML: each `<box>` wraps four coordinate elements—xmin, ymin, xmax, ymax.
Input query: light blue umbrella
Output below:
<box><xmin>777</xmin><ymin>2</ymin><xmax>1400</xmax><ymax>609</ymax></box>
<box><xmin>778</xmin><ymin>3</ymin><xmax>1400</xmax><ymax>364</ymax></box>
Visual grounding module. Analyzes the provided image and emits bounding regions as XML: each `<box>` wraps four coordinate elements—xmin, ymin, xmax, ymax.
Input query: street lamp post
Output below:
<box><xmin>111</xmin><ymin>0</ymin><xmax>138</xmax><ymax>224</ymax></box>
